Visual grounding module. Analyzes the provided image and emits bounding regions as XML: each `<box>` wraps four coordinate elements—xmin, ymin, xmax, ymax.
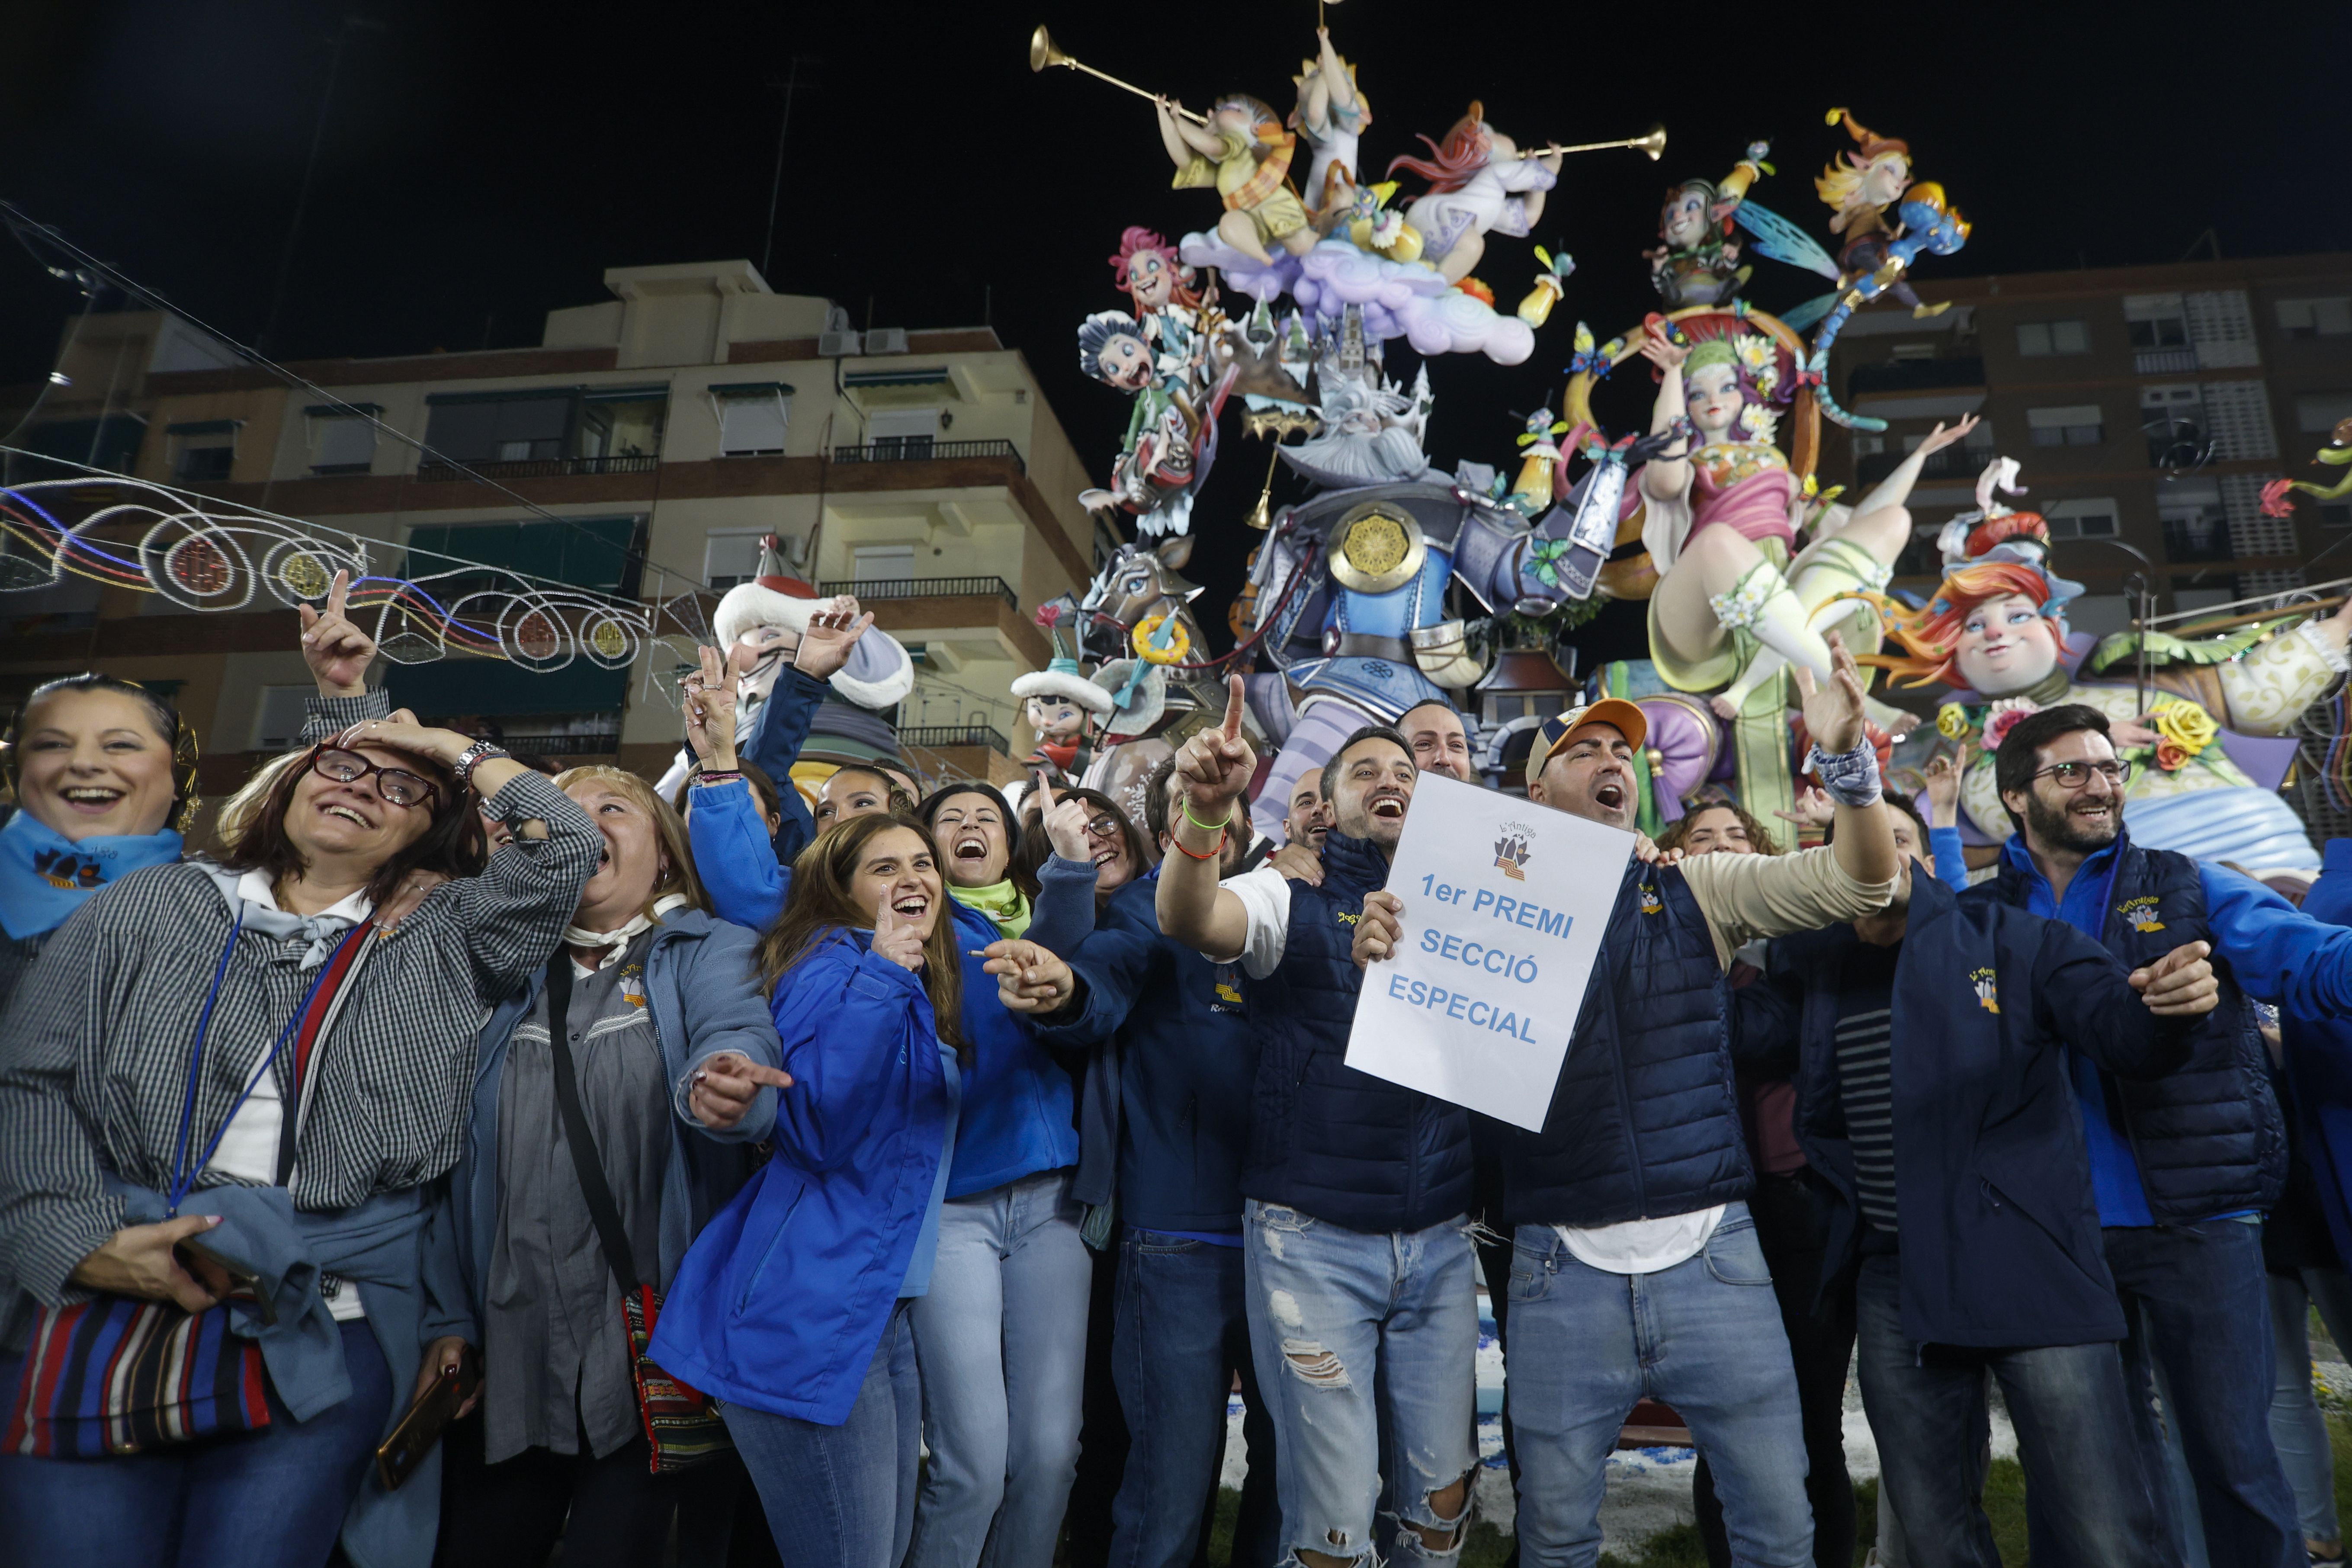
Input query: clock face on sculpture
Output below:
<box><xmin>1328</xmin><ymin>503</ymin><xmax>1427</xmax><ymax>595</ymax></box>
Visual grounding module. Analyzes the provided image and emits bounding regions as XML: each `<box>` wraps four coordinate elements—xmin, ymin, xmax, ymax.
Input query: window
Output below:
<box><xmin>1890</xmin><ymin>342</ymin><xmax>1938</xmax><ymax>363</ymax></box>
<box><xmin>576</xmin><ymin>388</ymin><xmax>666</xmax><ymax>461</ymax></box>
<box><xmin>709</xmin><ymin>382</ymin><xmax>793</xmax><ymax>456</ymax></box>
<box><xmin>2140</xmin><ymin>385</ymin><xmax>2208</xmax><ymax>466</ymax></box>
<box><xmin>703</xmin><ymin>529</ymin><xmax>769</xmax><ymax>590</ymax></box>
<box><xmin>853</xmin><ymin>545</ymin><xmax>916</xmax><ymax>585</ymax></box>
<box><xmin>866</xmin><ymin>408</ymin><xmax>937</xmax><ymax>459</ymax></box>
<box><xmin>2016</xmin><ymin>320</ymin><xmax>2090</xmax><ymax>357</ymax></box>
<box><xmin>2158</xmin><ymin>478</ymin><xmax>2228</xmax><ymax>561</ymax></box>
<box><xmin>1851</xmin><ymin>435</ymin><xmax>1885</xmax><ymax>458</ymax></box>
<box><xmin>2028</xmin><ymin>404</ymin><xmax>2103</xmax><ymax>447</ymax></box>
<box><xmin>403</xmin><ymin>516</ymin><xmax>642</xmax><ymax>596</ymax></box>
<box><xmin>2321</xmin><ymin>502</ymin><xmax>2352</xmax><ymax>528</ymax></box>
<box><xmin>2125</xmin><ymin>293</ymin><xmax>2197</xmax><ymax>374</ymax></box>
<box><xmin>2045</xmin><ymin>498</ymin><xmax>2120</xmax><ymax>539</ymax></box>
<box><xmin>305</xmin><ymin>405</ymin><xmax>378</xmax><ymax>475</ymax></box>
<box><xmin>2297</xmin><ymin>391</ymin><xmax>2352</xmax><ymax>434</ymax></box>
<box><xmin>167</xmin><ymin>420</ymin><xmax>237</xmax><ymax>481</ymax></box>
<box><xmin>419</xmin><ymin>386</ymin><xmax>667</xmax><ymax>469</ymax></box>
<box><xmin>251</xmin><ymin>686</ymin><xmax>314</xmax><ymax>750</ymax></box>
<box><xmin>2278</xmin><ymin>297</ymin><xmax>2352</xmax><ymax>339</ymax></box>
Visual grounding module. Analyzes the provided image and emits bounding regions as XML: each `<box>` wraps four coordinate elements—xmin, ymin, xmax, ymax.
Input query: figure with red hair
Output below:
<box><xmin>1389</xmin><ymin>102</ymin><xmax>1560</xmax><ymax>284</ymax></box>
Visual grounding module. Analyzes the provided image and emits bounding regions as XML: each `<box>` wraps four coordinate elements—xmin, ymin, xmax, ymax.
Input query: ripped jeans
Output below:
<box><xmin>1242</xmin><ymin>1200</ymin><xmax>1479</xmax><ymax>1568</ymax></box>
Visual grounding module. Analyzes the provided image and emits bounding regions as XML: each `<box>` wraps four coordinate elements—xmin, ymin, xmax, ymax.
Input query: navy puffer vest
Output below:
<box><xmin>1989</xmin><ymin>832</ymin><xmax>2282</xmax><ymax>1221</ymax></box>
<box><xmin>1499</xmin><ymin>858</ymin><xmax>1744</xmax><ymax>1228</ymax></box>
<box><xmin>1243</xmin><ymin>829</ymin><xmax>1474</xmax><ymax>1234</ymax></box>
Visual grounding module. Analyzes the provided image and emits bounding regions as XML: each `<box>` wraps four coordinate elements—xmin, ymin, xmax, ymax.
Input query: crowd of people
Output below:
<box><xmin>5</xmin><ymin>585</ymin><xmax>2352</xmax><ymax>1568</ymax></box>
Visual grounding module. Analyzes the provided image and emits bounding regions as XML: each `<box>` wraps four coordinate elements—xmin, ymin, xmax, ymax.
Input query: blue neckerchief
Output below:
<box><xmin>0</xmin><ymin>808</ymin><xmax>182</xmax><ymax>940</ymax></box>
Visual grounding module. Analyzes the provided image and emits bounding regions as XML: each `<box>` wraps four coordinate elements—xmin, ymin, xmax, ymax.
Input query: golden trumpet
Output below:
<box><xmin>1030</xmin><ymin>26</ymin><xmax>1206</xmax><ymax>123</ymax></box>
<box><xmin>1519</xmin><ymin>124</ymin><xmax>1668</xmax><ymax>161</ymax></box>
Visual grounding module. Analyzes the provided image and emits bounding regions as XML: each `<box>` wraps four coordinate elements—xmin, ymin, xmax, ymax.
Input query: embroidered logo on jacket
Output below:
<box><xmin>2117</xmin><ymin>896</ymin><xmax>2166</xmax><ymax>935</ymax></box>
<box><xmin>1639</xmin><ymin>884</ymin><xmax>1664</xmax><ymax>915</ymax></box>
<box><xmin>1969</xmin><ymin>966</ymin><xmax>1999</xmax><ymax>1014</ymax></box>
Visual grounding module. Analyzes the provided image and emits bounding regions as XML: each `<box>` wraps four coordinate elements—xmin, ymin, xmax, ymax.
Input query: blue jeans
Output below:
<box><xmin>725</xmin><ymin>1302</ymin><xmax>920</xmax><ymax>1568</ymax></box>
<box><xmin>0</xmin><ymin>1319</ymin><xmax>391</xmax><ymax>1568</ymax></box>
<box><xmin>1243</xmin><ymin>1200</ymin><xmax>1476</xmax><ymax>1568</ymax></box>
<box><xmin>905</xmin><ymin>1168</ymin><xmax>1092</xmax><ymax>1568</ymax></box>
<box><xmin>2094</xmin><ymin>1220</ymin><xmax>2302</xmax><ymax>1568</ymax></box>
<box><xmin>1855</xmin><ymin>1252</ymin><xmax>2163</xmax><ymax>1568</ymax></box>
<box><xmin>2268</xmin><ymin>1269</ymin><xmax>2352</xmax><ymax>1549</ymax></box>
<box><xmin>1505</xmin><ymin>1207</ymin><xmax>1811</xmax><ymax>1568</ymax></box>
<box><xmin>1109</xmin><ymin>1231</ymin><xmax>1279</xmax><ymax>1568</ymax></box>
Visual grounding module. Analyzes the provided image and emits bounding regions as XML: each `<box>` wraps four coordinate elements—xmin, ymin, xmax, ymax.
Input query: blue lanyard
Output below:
<box><xmin>163</xmin><ymin>913</ymin><xmax>361</xmax><ymax>1217</ymax></box>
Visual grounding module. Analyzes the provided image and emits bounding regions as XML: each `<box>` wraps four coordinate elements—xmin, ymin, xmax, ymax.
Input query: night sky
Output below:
<box><xmin>5</xmin><ymin>0</ymin><xmax>2346</xmax><ymax>665</ymax></box>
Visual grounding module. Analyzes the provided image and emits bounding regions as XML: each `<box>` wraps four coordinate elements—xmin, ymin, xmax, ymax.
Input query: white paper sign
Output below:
<box><xmin>1343</xmin><ymin>772</ymin><xmax>1634</xmax><ymax>1132</ymax></box>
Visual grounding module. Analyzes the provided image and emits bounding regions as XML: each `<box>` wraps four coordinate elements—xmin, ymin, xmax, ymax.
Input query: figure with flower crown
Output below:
<box><xmin>1858</xmin><ymin>457</ymin><xmax>2352</xmax><ymax>870</ymax></box>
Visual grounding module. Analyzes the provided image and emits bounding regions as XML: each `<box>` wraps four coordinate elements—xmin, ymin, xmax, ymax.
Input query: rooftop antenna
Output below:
<box><xmin>759</xmin><ymin>58</ymin><xmax>816</xmax><ymax>285</ymax></box>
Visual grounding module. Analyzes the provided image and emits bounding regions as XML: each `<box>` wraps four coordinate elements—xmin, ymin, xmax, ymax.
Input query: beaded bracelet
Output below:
<box><xmin>697</xmin><ymin>769</ymin><xmax>742</xmax><ymax>786</ymax></box>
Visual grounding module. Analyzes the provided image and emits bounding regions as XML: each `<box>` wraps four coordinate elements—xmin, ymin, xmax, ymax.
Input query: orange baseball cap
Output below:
<box><xmin>1524</xmin><ymin>698</ymin><xmax>1649</xmax><ymax>787</ymax></box>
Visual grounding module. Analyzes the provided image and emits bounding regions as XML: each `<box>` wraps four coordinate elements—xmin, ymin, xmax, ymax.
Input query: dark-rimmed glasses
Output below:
<box><xmin>2029</xmin><ymin>759</ymin><xmax>2134</xmax><ymax>792</ymax></box>
<box><xmin>309</xmin><ymin>746</ymin><xmax>443</xmax><ymax>809</ymax></box>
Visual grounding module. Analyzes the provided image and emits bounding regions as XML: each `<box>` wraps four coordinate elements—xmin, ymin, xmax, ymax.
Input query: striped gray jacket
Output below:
<box><xmin>0</xmin><ymin>763</ymin><xmax>599</xmax><ymax>1308</ymax></box>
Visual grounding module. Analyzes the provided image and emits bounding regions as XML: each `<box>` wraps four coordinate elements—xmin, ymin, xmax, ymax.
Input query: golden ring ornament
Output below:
<box><xmin>1132</xmin><ymin>613</ymin><xmax>1191</xmax><ymax>665</ymax></box>
<box><xmin>1326</xmin><ymin>502</ymin><xmax>1428</xmax><ymax>595</ymax></box>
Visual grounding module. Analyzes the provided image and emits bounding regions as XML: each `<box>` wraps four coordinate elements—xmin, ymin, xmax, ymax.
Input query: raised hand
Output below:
<box><xmin>1352</xmin><ymin>890</ymin><xmax>1404</xmax><ymax>969</ymax></box>
<box><xmin>873</xmin><ymin>903</ymin><xmax>925</xmax><ymax>972</ymax></box>
<box><xmin>1037</xmin><ymin>774</ymin><xmax>1092</xmax><ymax>863</ymax></box>
<box><xmin>1173</xmin><ymin>675</ymin><xmax>1257</xmax><ymax>819</ymax></box>
<box><xmin>1794</xmin><ymin>631</ymin><xmax>1870</xmax><ymax>756</ymax></box>
<box><xmin>298</xmin><ymin>569</ymin><xmax>376</xmax><ymax>697</ymax></box>
<box><xmin>1913</xmin><ymin>413</ymin><xmax>1982</xmax><ymax>457</ymax></box>
<box><xmin>792</xmin><ymin>602</ymin><xmax>878</xmax><ymax>683</ymax></box>
<box><xmin>1636</xmin><ymin>320</ymin><xmax>1688</xmax><ymax>372</ymax></box>
<box><xmin>2131</xmin><ymin>940</ymin><xmax>2219</xmax><ymax>1017</ymax></box>
<box><xmin>983</xmin><ymin>939</ymin><xmax>1076</xmax><ymax>1013</ymax></box>
<box><xmin>1922</xmin><ymin>742</ymin><xmax>1968</xmax><ymax>827</ymax></box>
<box><xmin>683</xmin><ymin>644</ymin><xmax>740</xmax><ymax>769</ymax></box>
<box><xmin>1773</xmin><ymin>787</ymin><xmax>1837</xmax><ymax>831</ymax></box>
<box><xmin>689</xmin><ymin>1051</ymin><xmax>796</xmax><ymax>1130</ymax></box>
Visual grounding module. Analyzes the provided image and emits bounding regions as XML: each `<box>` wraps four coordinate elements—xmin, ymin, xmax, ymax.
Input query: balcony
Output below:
<box><xmin>473</xmin><ymin>730</ymin><xmax>622</xmax><ymax>757</ymax></box>
<box><xmin>2161</xmin><ymin>517</ymin><xmax>2233</xmax><ymax>564</ymax></box>
<box><xmin>1855</xmin><ymin>446</ymin><xmax>1978</xmax><ymax>486</ymax></box>
<box><xmin>899</xmin><ymin>723</ymin><xmax>1009</xmax><ymax>754</ymax></box>
<box><xmin>413</xmin><ymin>454</ymin><xmax>659</xmax><ymax>482</ymax></box>
<box><xmin>2134</xmin><ymin>347</ymin><xmax>2199</xmax><ymax>375</ymax></box>
<box><xmin>1845</xmin><ymin>357</ymin><xmax>1985</xmax><ymax>397</ymax></box>
<box><xmin>819</xmin><ymin>576</ymin><xmax>1018</xmax><ymax>612</ymax></box>
<box><xmin>831</xmin><ymin>438</ymin><xmax>1025</xmax><ymax>474</ymax></box>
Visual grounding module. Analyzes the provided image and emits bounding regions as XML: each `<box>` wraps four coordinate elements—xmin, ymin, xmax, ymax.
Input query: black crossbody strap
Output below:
<box><xmin>543</xmin><ymin>952</ymin><xmax>646</xmax><ymax>1292</ymax></box>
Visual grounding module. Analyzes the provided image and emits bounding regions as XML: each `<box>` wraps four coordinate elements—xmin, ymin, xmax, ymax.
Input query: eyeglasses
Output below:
<box><xmin>2029</xmin><ymin>759</ymin><xmax>2134</xmax><ymax>792</ymax></box>
<box><xmin>309</xmin><ymin>747</ymin><xmax>443</xmax><ymax>809</ymax></box>
<box><xmin>1082</xmin><ymin>814</ymin><xmax>1124</xmax><ymax>840</ymax></box>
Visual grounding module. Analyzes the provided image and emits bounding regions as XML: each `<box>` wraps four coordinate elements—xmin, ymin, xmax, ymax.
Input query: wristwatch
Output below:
<box><xmin>450</xmin><ymin>738</ymin><xmax>511</xmax><ymax>789</ymax></box>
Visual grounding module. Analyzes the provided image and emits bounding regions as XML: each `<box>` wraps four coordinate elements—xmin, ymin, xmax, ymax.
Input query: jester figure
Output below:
<box><xmin>1861</xmin><ymin>459</ymin><xmax>2352</xmax><ymax>871</ymax></box>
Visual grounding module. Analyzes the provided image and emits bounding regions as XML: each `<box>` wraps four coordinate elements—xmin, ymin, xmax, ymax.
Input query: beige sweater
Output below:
<box><xmin>1677</xmin><ymin>843</ymin><xmax>1899</xmax><ymax>969</ymax></box>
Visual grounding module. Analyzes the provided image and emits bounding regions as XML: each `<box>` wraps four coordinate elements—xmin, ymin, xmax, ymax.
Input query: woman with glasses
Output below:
<box><xmin>0</xmin><ymin>580</ymin><xmax>600</xmax><ymax>1568</ymax></box>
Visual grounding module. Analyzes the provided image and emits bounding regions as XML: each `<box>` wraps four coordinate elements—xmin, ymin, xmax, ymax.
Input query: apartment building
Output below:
<box><xmin>0</xmin><ymin>260</ymin><xmax>1104</xmax><ymax>793</ymax></box>
<box><xmin>1817</xmin><ymin>250</ymin><xmax>2352</xmax><ymax>634</ymax></box>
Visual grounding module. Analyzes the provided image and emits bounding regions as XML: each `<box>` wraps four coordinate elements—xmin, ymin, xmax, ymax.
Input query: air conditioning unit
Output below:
<box><xmin>864</xmin><ymin>327</ymin><xmax>908</xmax><ymax>355</ymax></box>
<box><xmin>818</xmin><ymin>329</ymin><xmax>862</xmax><ymax>357</ymax></box>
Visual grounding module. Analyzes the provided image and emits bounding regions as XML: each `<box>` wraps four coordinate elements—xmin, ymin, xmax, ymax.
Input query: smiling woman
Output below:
<box><xmin>0</xmin><ymin>673</ymin><xmax>199</xmax><ymax>1009</ymax></box>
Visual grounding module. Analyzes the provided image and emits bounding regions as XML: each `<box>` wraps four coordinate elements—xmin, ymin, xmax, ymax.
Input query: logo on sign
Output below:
<box><xmin>1494</xmin><ymin>821</ymin><xmax>1534</xmax><ymax>882</ymax></box>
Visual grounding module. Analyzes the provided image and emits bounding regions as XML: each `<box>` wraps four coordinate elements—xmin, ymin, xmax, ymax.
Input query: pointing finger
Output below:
<box><xmin>327</xmin><ymin>568</ymin><xmax>349</xmax><ymax>618</ymax></box>
<box><xmin>1222</xmin><ymin>673</ymin><xmax>1246</xmax><ymax>741</ymax></box>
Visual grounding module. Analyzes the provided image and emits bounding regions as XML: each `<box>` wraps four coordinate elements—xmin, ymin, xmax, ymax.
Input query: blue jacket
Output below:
<box><xmin>738</xmin><ymin>666</ymin><xmax>828</xmax><ymax>866</ymax></box>
<box><xmin>1497</xmin><ymin>856</ymin><xmax>1743</xmax><ymax>1228</ymax></box>
<box><xmin>424</xmin><ymin>909</ymin><xmax>783</xmax><ymax>1340</ymax></box>
<box><xmin>1245</xmin><ymin>829</ymin><xmax>1473</xmax><ymax>1234</ymax></box>
<box><xmin>692</xmin><ymin>785</ymin><xmax>1080</xmax><ymax>1199</ymax></box>
<box><xmin>688</xmin><ymin>773</ymin><xmax>793</xmax><ymax>930</ymax></box>
<box><xmin>1037</xmin><ymin>865</ymin><xmax>1257</xmax><ymax>1233</ymax></box>
<box><xmin>648</xmin><ymin>930</ymin><xmax>952</xmax><ymax>1424</ymax></box>
<box><xmin>1987</xmin><ymin>830</ymin><xmax>2352</xmax><ymax>1222</ymax></box>
<box><xmin>943</xmin><ymin>898</ymin><xmax>1080</xmax><ymax>1197</ymax></box>
<box><xmin>1772</xmin><ymin>872</ymin><xmax>2195</xmax><ymax>1347</ymax></box>
<box><xmin>2284</xmin><ymin>839</ymin><xmax>2352</xmax><ymax>1260</ymax></box>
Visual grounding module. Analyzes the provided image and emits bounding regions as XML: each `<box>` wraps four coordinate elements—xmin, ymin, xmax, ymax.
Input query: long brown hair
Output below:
<box><xmin>557</xmin><ymin>765</ymin><xmax>707</xmax><ymax>918</ymax></box>
<box><xmin>755</xmin><ymin>813</ymin><xmax>966</xmax><ymax>1049</ymax></box>
<box><xmin>216</xmin><ymin>742</ymin><xmax>485</xmax><ymax>906</ymax></box>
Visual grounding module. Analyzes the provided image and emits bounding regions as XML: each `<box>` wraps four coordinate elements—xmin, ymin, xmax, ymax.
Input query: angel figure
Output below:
<box><xmin>1291</xmin><ymin>26</ymin><xmax>1369</xmax><ymax>219</ymax></box>
<box><xmin>1630</xmin><ymin>319</ymin><xmax>1973</xmax><ymax>717</ymax></box>
<box><xmin>1158</xmin><ymin>92</ymin><xmax>1317</xmax><ymax>266</ymax></box>
<box><xmin>1387</xmin><ymin>103</ymin><xmax>1560</xmax><ymax>284</ymax></box>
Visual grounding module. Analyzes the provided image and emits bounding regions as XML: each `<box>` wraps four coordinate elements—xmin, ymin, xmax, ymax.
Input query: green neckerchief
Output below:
<box><xmin>949</xmin><ymin>878</ymin><xmax>1031</xmax><ymax>939</ymax></box>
